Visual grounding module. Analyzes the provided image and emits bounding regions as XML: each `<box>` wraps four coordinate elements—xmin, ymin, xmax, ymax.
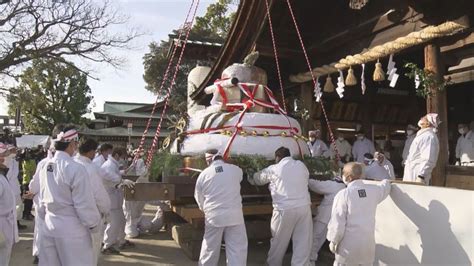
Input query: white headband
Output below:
<box><xmin>426</xmin><ymin>113</ymin><xmax>440</xmax><ymax>128</ymax></box>
<box><xmin>55</xmin><ymin>129</ymin><xmax>79</xmax><ymax>142</ymax></box>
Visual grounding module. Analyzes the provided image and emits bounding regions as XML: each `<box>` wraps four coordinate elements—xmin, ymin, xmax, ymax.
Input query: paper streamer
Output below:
<box><xmin>387</xmin><ymin>54</ymin><xmax>399</xmax><ymax>88</ymax></box>
<box><xmin>415</xmin><ymin>74</ymin><xmax>421</xmax><ymax>89</ymax></box>
<box><xmin>336</xmin><ymin>70</ymin><xmax>345</xmax><ymax>98</ymax></box>
<box><xmin>361</xmin><ymin>63</ymin><xmax>366</xmax><ymax>95</ymax></box>
<box><xmin>314</xmin><ymin>76</ymin><xmax>322</xmax><ymax>102</ymax></box>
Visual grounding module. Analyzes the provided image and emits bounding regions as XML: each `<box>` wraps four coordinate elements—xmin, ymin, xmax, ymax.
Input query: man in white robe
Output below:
<box><xmin>0</xmin><ymin>143</ymin><xmax>19</xmax><ymax>266</ymax></box>
<box><xmin>352</xmin><ymin>131</ymin><xmax>375</xmax><ymax>163</ymax></box>
<box><xmin>307</xmin><ymin>130</ymin><xmax>329</xmax><ymax>157</ymax></box>
<box><xmin>195</xmin><ymin>149</ymin><xmax>247</xmax><ymax>266</ymax></box>
<box><xmin>308</xmin><ymin>177</ymin><xmax>345</xmax><ymax>264</ymax></box>
<box><xmin>327</xmin><ymin>162</ymin><xmax>391</xmax><ymax>266</ymax></box>
<box><xmin>402</xmin><ymin>124</ymin><xmax>417</xmax><ymax>166</ymax></box>
<box><xmin>93</xmin><ymin>143</ymin><xmax>113</xmax><ymax>167</ymax></box>
<box><xmin>250</xmin><ymin>146</ymin><xmax>313</xmax><ymax>266</ymax></box>
<box><xmin>5</xmin><ymin>145</ymin><xmax>23</xmax><ymax>231</ymax></box>
<box><xmin>455</xmin><ymin>123</ymin><xmax>474</xmax><ymax>166</ymax></box>
<box><xmin>330</xmin><ymin>132</ymin><xmax>352</xmax><ymax>162</ymax></box>
<box><xmin>403</xmin><ymin>113</ymin><xmax>440</xmax><ymax>185</ymax></box>
<box><xmin>101</xmin><ymin>147</ymin><xmax>135</xmax><ymax>254</ymax></box>
<box><xmin>37</xmin><ymin>127</ymin><xmax>101</xmax><ymax>266</ymax></box>
<box><xmin>75</xmin><ymin>138</ymin><xmax>111</xmax><ymax>264</ymax></box>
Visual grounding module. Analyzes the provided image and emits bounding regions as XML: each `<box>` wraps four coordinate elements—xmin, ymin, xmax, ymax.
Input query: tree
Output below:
<box><xmin>142</xmin><ymin>0</ymin><xmax>236</xmax><ymax>114</ymax></box>
<box><xmin>7</xmin><ymin>58</ymin><xmax>93</xmax><ymax>134</ymax></box>
<box><xmin>0</xmin><ymin>0</ymin><xmax>139</xmax><ymax>79</ymax></box>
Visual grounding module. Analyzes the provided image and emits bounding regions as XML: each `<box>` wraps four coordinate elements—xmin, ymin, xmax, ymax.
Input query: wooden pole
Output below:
<box><xmin>424</xmin><ymin>43</ymin><xmax>448</xmax><ymax>186</ymax></box>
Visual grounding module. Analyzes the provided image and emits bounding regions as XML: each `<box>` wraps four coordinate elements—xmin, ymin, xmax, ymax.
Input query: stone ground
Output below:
<box><xmin>10</xmin><ymin>206</ymin><xmax>334</xmax><ymax>266</ymax></box>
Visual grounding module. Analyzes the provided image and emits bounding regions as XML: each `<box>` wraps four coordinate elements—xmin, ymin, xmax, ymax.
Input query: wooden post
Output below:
<box><xmin>424</xmin><ymin>43</ymin><xmax>448</xmax><ymax>186</ymax></box>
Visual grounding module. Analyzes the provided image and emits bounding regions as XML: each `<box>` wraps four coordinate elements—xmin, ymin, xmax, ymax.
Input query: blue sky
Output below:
<box><xmin>0</xmin><ymin>0</ymin><xmax>231</xmax><ymax>116</ymax></box>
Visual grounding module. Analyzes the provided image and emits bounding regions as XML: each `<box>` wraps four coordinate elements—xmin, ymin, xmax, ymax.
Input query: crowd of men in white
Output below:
<box><xmin>0</xmin><ymin>111</ymin><xmax>473</xmax><ymax>266</ymax></box>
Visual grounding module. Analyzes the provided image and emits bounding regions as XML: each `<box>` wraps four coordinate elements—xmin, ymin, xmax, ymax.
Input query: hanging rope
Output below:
<box><xmin>264</xmin><ymin>0</ymin><xmax>287</xmax><ymax>112</ymax></box>
<box><xmin>285</xmin><ymin>0</ymin><xmax>341</xmax><ymax>162</ymax></box>
<box><xmin>146</xmin><ymin>0</ymin><xmax>200</xmax><ymax>167</ymax></box>
<box><xmin>134</xmin><ymin>0</ymin><xmax>196</xmax><ymax>162</ymax></box>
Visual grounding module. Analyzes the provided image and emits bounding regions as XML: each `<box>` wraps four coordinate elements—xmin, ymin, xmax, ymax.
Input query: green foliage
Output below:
<box><xmin>230</xmin><ymin>154</ymin><xmax>272</xmax><ymax>178</ymax></box>
<box><xmin>300</xmin><ymin>155</ymin><xmax>335</xmax><ymax>179</ymax></box>
<box><xmin>7</xmin><ymin>59</ymin><xmax>92</xmax><ymax>134</ymax></box>
<box><xmin>404</xmin><ymin>62</ymin><xmax>451</xmax><ymax>99</ymax></box>
<box><xmin>149</xmin><ymin>151</ymin><xmax>184</xmax><ymax>182</ymax></box>
<box><xmin>193</xmin><ymin>0</ymin><xmax>236</xmax><ymax>40</ymax></box>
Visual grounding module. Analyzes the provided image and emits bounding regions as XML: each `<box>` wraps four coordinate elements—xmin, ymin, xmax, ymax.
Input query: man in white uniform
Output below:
<box><xmin>455</xmin><ymin>123</ymin><xmax>474</xmax><ymax>166</ymax></box>
<box><xmin>93</xmin><ymin>143</ymin><xmax>113</xmax><ymax>167</ymax></box>
<box><xmin>352</xmin><ymin>131</ymin><xmax>375</xmax><ymax>163</ymax></box>
<box><xmin>307</xmin><ymin>130</ymin><xmax>329</xmax><ymax>157</ymax></box>
<box><xmin>5</xmin><ymin>145</ymin><xmax>24</xmax><ymax>231</ymax></box>
<box><xmin>37</xmin><ymin>126</ymin><xmax>101</xmax><ymax>266</ymax></box>
<box><xmin>195</xmin><ymin>149</ymin><xmax>247</xmax><ymax>266</ymax></box>
<box><xmin>0</xmin><ymin>143</ymin><xmax>19</xmax><ymax>266</ymax></box>
<box><xmin>75</xmin><ymin>138</ymin><xmax>111</xmax><ymax>264</ymax></box>
<box><xmin>403</xmin><ymin>113</ymin><xmax>440</xmax><ymax>185</ymax></box>
<box><xmin>308</xmin><ymin>177</ymin><xmax>345</xmax><ymax>264</ymax></box>
<box><xmin>402</xmin><ymin>124</ymin><xmax>417</xmax><ymax>166</ymax></box>
<box><xmin>101</xmin><ymin>147</ymin><xmax>135</xmax><ymax>254</ymax></box>
<box><xmin>327</xmin><ymin>162</ymin><xmax>391</xmax><ymax>266</ymax></box>
<box><xmin>250</xmin><ymin>147</ymin><xmax>312</xmax><ymax>265</ymax></box>
<box><xmin>330</xmin><ymin>132</ymin><xmax>352</xmax><ymax>162</ymax></box>
<box><xmin>372</xmin><ymin>152</ymin><xmax>395</xmax><ymax>180</ymax></box>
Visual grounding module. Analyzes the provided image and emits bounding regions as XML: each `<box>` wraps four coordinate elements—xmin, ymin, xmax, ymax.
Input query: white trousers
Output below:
<box><xmin>267</xmin><ymin>205</ymin><xmax>313</xmax><ymax>266</ymax></box>
<box><xmin>91</xmin><ymin>218</ymin><xmax>106</xmax><ymax>265</ymax></box>
<box><xmin>199</xmin><ymin>223</ymin><xmax>248</xmax><ymax>266</ymax></box>
<box><xmin>32</xmin><ymin>216</ymin><xmax>44</xmax><ymax>256</ymax></box>
<box><xmin>103</xmin><ymin>208</ymin><xmax>126</xmax><ymax>249</ymax></box>
<box><xmin>0</xmin><ymin>216</ymin><xmax>15</xmax><ymax>266</ymax></box>
<box><xmin>0</xmin><ymin>242</ymin><xmax>12</xmax><ymax>266</ymax></box>
<box><xmin>123</xmin><ymin>200</ymin><xmax>146</xmax><ymax>238</ymax></box>
<box><xmin>39</xmin><ymin>234</ymin><xmax>94</xmax><ymax>266</ymax></box>
<box><xmin>310</xmin><ymin>219</ymin><xmax>328</xmax><ymax>261</ymax></box>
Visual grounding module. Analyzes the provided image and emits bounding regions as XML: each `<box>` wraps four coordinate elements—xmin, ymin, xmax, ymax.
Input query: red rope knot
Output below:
<box><xmin>244</xmin><ymin>99</ymin><xmax>254</xmax><ymax>109</ymax></box>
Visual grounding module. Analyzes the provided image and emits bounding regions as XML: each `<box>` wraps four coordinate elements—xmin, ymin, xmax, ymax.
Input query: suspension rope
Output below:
<box><xmin>146</xmin><ymin>0</ymin><xmax>200</xmax><ymax>167</ymax></box>
<box><xmin>285</xmin><ymin>0</ymin><xmax>341</xmax><ymax>161</ymax></box>
<box><xmin>264</xmin><ymin>0</ymin><xmax>286</xmax><ymax>112</ymax></box>
<box><xmin>134</xmin><ymin>0</ymin><xmax>196</xmax><ymax>162</ymax></box>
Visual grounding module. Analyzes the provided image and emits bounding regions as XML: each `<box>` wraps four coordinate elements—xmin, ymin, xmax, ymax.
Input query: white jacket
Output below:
<box><xmin>253</xmin><ymin>157</ymin><xmax>311</xmax><ymax>210</ymax></box>
<box><xmin>194</xmin><ymin>160</ymin><xmax>244</xmax><ymax>227</ymax></box>
<box><xmin>308</xmin><ymin>179</ymin><xmax>345</xmax><ymax>224</ymax></box>
<box><xmin>6</xmin><ymin>158</ymin><xmax>21</xmax><ymax>203</ymax></box>
<box><xmin>352</xmin><ymin>138</ymin><xmax>375</xmax><ymax>163</ymax></box>
<box><xmin>75</xmin><ymin>155</ymin><xmax>111</xmax><ymax>216</ymax></box>
<box><xmin>330</xmin><ymin>139</ymin><xmax>352</xmax><ymax>160</ymax></box>
<box><xmin>380</xmin><ymin>159</ymin><xmax>395</xmax><ymax>179</ymax></box>
<box><xmin>93</xmin><ymin>155</ymin><xmax>106</xmax><ymax>167</ymax></box>
<box><xmin>307</xmin><ymin>139</ymin><xmax>329</xmax><ymax>157</ymax></box>
<box><xmin>455</xmin><ymin>130</ymin><xmax>474</xmax><ymax>164</ymax></box>
<box><xmin>327</xmin><ymin>179</ymin><xmax>391</xmax><ymax>265</ymax></box>
<box><xmin>30</xmin><ymin>157</ymin><xmax>49</xmax><ymax>208</ymax></box>
<box><xmin>402</xmin><ymin>134</ymin><xmax>416</xmax><ymax>164</ymax></box>
<box><xmin>365</xmin><ymin>162</ymin><xmax>391</xmax><ymax>180</ymax></box>
<box><xmin>403</xmin><ymin>128</ymin><xmax>439</xmax><ymax>183</ymax></box>
<box><xmin>0</xmin><ymin>173</ymin><xmax>18</xmax><ymax>244</ymax></box>
<box><xmin>38</xmin><ymin>151</ymin><xmax>101</xmax><ymax>238</ymax></box>
<box><xmin>100</xmin><ymin>157</ymin><xmax>124</xmax><ymax>210</ymax></box>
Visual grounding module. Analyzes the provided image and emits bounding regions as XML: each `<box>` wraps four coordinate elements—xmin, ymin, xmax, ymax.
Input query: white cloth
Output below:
<box><xmin>0</xmin><ymin>173</ymin><xmax>17</xmax><ymax>266</ymax></box>
<box><xmin>267</xmin><ymin>205</ymin><xmax>313</xmax><ymax>266</ymax></box>
<box><xmin>330</xmin><ymin>139</ymin><xmax>352</xmax><ymax>160</ymax></box>
<box><xmin>93</xmin><ymin>155</ymin><xmax>106</xmax><ymax>167</ymax></box>
<box><xmin>308</xmin><ymin>179</ymin><xmax>345</xmax><ymax>261</ymax></box>
<box><xmin>38</xmin><ymin>151</ymin><xmax>100</xmax><ymax>265</ymax></box>
<box><xmin>134</xmin><ymin>158</ymin><xmax>147</xmax><ymax>176</ymax></box>
<box><xmin>91</xmin><ymin>218</ymin><xmax>106</xmax><ymax>265</ymax></box>
<box><xmin>455</xmin><ymin>130</ymin><xmax>474</xmax><ymax>164</ymax></box>
<box><xmin>75</xmin><ymin>155</ymin><xmax>111</xmax><ymax>217</ymax></box>
<box><xmin>307</xmin><ymin>139</ymin><xmax>329</xmax><ymax>157</ymax></box>
<box><xmin>103</xmin><ymin>208</ymin><xmax>126</xmax><ymax>249</ymax></box>
<box><xmin>352</xmin><ymin>138</ymin><xmax>375</xmax><ymax>163</ymax></box>
<box><xmin>124</xmin><ymin>170</ymin><xmax>148</xmax><ymax>238</ymax></box>
<box><xmin>403</xmin><ymin>128</ymin><xmax>439</xmax><ymax>184</ymax></box>
<box><xmin>30</xmin><ymin>157</ymin><xmax>49</xmax><ymax>257</ymax></box>
<box><xmin>39</xmin><ymin>234</ymin><xmax>94</xmax><ymax>266</ymax></box>
<box><xmin>364</xmin><ymin>162</ymin><xmax>391</xmax><ymax>180</ymax></box>
<box><xmin>402</xmin><ymin>134</ymin><xmax>416</xmax><ymax>164</ymax></box>
<box><xmin>327</xmin><ymin>179</ymin><xmax>391</xmax><ymax>265</ymax></box>
<box><xmin>195</xmin><ymin>160</ymin><xmax>244</xmax><ymax>227</ymax></box>
<box><xmin>6</xmin><ymin>158</ymin><xmax>21</xmax><ymax>204</ymax></box>
<box><xmin>198</xmin><ymin>223</ymin><xmax>248</xmax><ymax>266</ymax></box>
<box><xmin>253</xmin><ymin>157</ymin><xmax>311</xmax><ymax>211</ymax></box>
<box><xmin>380</xmin><ymin>159</ymin><xmax>395</xmax><ymax>179</ymax></box>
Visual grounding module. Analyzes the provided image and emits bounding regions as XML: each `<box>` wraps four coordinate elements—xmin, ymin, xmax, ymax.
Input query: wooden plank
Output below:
<box><xmin>446</xmin><ymin>165</ymin><xmax>474</xmax><ymax>176</ymax></box>
<box><xmin>446</xmin><ymin>174</ymin><xmax>474</xmax><ymax>190</ymax></box>
<box><xmin>123</xmin><ymin>183</ymin><xmax>176</xmax><ymax>201</ymax></box>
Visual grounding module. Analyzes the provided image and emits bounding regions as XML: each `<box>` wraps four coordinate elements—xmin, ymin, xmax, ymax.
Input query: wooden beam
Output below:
<box><xmin>424</xmin><ymin>44</ymin><xmax>448</xmax><ymax>187</ymax></box>
<box><xmin>257</xmin><ymin>44</ymin><xmax>303</xmax><ymax>59</ymax></box>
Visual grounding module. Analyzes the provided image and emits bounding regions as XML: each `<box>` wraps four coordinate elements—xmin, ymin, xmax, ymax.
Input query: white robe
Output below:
<box><xmin>307</xmin><ymin>139</ymin><xmax>329</xmax><ymax>157</ymax></box>
<box><xmin>330</xmin><ymin>139</ymin><xmax>352</xmax><ymax>160</ymax></box>
<box><xmin>194</xmin><ymin>160</ymin><xmax>247</xmax><ymax>265</ymax></box>
<box><xmin>0</xmin><ymin>173</ymin><xmax>18</xmax><ymax>266</ymax></box>
<box><xmin>402</xmin><ymin>134</ymin><xmax>416</xmax><ymax>165</ymax></box>
<box><xmin>327</xmin><ymin>179</ymin><xmax>391</xmax><ymax>265</ymax></box>
<box><xmin>123</xmin><ymin>157</ymin><xmax>148</xmax><ymax>238</ymax></box>
<box><xmin>253</xmin><ymin>157</ymin><xmax>312</xmax><ymax>265</ymax></box>
<box><xmin>29</xmin><ymin>157</ymin><xmax>49</xmax><ymax>257</ymax></box>
<box><xmin>6</xmin><ymin>158</ymin><xmax>21</xmax><ymax>205</ymax></box>
<box><xmin>455</xmin><ymin>130</ymin><xmax>474</xmax><ymax>165</ymax></box>
<box><xmin>365</xmin><ymin>162</ymin><xmax>392</xmax><ymax>180</ymax></box>
<box><xmin>308</xmin><ymin>179</ymin><xmax>345</xmax><ymax>261</ymax></box>
<box><xmin>93</xmin><ymin>155</ymin><xmax>106</xmax><ymax>168</ymax></box>
<box><xmin>352</xmin><ymin>138</ymin><xmax>376</xmax><ymax>163</ymax></box>
<box><xmin>38</xmin><ymin>151</ymin><xmax>100</xmax><ymax>266</ymax></box>
<box><xmin>403</xmin><ymin>128</ymin><xmax>439</xmax><ymax>184</ymax></box>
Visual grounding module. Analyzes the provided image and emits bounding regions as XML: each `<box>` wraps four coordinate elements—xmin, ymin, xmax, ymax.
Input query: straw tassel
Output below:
<box><xmin>373</xmin><ymin>60</ymin><xmax>385</xmax><ymax>82</ymax></box>
<box><xmin>345</xmin><ymin>67</ymin><xmax>357</xmax><ymax>86</ymax></box>
<box><xmin>323</xmin><ymin>75</ymin><xmax>335</xmax><ymax>92</ymax></box>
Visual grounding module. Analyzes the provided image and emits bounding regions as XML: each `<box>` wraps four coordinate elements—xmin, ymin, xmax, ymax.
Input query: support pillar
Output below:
<box><xmin>424</xmin><ymin>43</ymin><xmax>448</xmax><ymax>186</ymax></box>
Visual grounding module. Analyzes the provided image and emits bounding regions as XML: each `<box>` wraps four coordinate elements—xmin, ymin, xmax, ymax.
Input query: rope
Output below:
<box><xmin>285</xmin><ymin>0</ymin><xmax>341</xmax><ymax>162</ymax></box>
<box><xmin>134</xmin><ymin>0</ymin><xmax>196</xmax><ymax>161</ymax></box>
<box><xmin>146</xmin><ymin>0</ymin><xmax>201</xmax><ymax>167</ymax></box>
<box><xmin>264</xmin><ymin>0</ymin><xmax>286</xmax><ymax>112</ymax></box>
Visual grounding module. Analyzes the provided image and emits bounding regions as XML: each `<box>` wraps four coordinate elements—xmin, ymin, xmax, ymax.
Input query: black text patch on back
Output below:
<box><xmin>215</xmin><ymin>166</ymin><xmax>223</xmax><ymax>173</ymax></box>
<box><xmin>358</xmin><ymin>189</ymin><xmax>367</xmax><ymax>198</ymax></box>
